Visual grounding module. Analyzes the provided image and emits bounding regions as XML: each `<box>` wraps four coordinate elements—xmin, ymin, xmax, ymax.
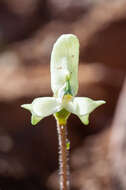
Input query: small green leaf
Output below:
<box><xmin>66</xmin><ymin>140</ymin><xmax>70</xmax><ymax>150</ymax></box>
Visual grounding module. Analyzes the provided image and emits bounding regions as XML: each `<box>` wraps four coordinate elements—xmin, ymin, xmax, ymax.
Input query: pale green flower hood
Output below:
<box><xmin>21</xmin><ymin>34</ymin><xmax>105</xmax><ymax>125</ymax></box>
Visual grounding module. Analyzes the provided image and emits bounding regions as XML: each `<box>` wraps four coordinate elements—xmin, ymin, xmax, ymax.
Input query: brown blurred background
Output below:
<box><xmin>0</xmin><ymin>0</ymin><xmax>126</xmax><ymax>189</ymax></box>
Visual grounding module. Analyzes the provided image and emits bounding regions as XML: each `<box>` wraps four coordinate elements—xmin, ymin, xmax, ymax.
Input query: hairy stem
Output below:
<box><xmin>57</xmin><ymin>122</ymin><xmax>70</xmax><ymax>190</ymax></box>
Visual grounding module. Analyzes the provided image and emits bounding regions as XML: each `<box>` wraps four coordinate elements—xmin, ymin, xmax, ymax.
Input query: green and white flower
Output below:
<box><xmin>21</xmin><ymin>34</ymin><xmax>105</xmax><ymax>125</ymax></box>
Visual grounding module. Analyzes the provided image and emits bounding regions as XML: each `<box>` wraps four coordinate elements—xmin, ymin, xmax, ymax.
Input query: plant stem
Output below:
<box><xmin>57</xmin><ymin>122</ymin><xmax>70</xmax><ymax>190</ymax></box>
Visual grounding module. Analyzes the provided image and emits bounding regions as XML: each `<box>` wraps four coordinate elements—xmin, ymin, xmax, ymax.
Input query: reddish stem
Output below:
<box><xmin>57</xmin><ymin>122</ymin><xmax>70</xmax><ymax>190</ymax></box>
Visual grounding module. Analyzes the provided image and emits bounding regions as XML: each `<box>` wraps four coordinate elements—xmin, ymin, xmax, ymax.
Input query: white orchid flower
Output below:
<box><xmin>21</xmin><ymin>34</ymin><xmax>105</xmax><ymax>125</ymax></box>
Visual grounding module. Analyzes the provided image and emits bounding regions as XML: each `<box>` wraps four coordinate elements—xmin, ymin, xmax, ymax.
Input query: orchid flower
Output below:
<box><xmin>21</xmin><ymin>34</ymin><xmax>105</xmax><ymax>125</ymax></box>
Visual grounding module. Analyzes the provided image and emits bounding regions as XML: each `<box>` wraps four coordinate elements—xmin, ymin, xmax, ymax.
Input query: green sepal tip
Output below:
<box><xmin>31</xmin><ymin>115</ymin><xmax>43</xmax><ymax>126</ymax></box>
<box><xmin>79</xmin><ymin>114</ymin><xmax>89</xmax><ymax>125</ymax></box>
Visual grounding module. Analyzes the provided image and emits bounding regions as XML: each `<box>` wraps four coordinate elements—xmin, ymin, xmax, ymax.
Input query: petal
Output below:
<box><xmin>50</xmin><ymin>34</ymin><xmax>79</xmax><ymax>97</ymax></box>
<box><xmin>64</xmin><ymin>97</ymin><xmax>106</xmax><ymax>116</ymax></box>
<box><xmin>21</xmin><ymin>103</ymin><xmax>43</xmax><ymax>125</ymax></box>
<box><xmin>32</xmin><ymin>97</ymin><xmax>62</xmax><ymax>117</ymax></box>
<box><xmin>21</xmin><ymin>97</ymin><xmax>62</xmax><ymax>125</ymax></box>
